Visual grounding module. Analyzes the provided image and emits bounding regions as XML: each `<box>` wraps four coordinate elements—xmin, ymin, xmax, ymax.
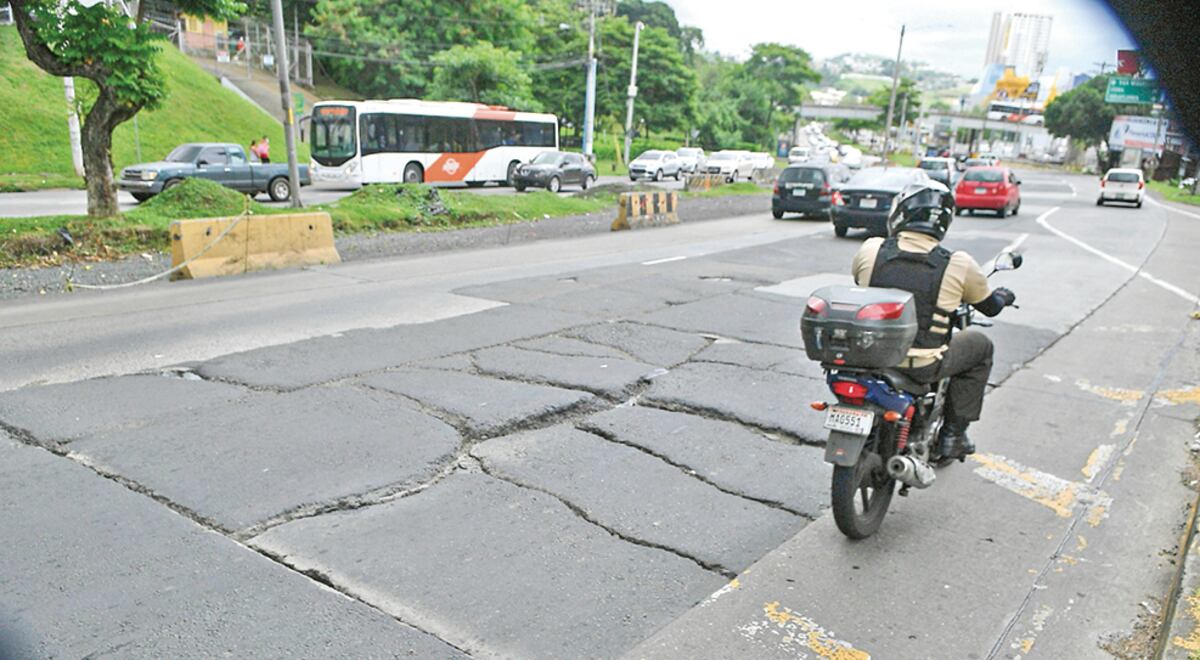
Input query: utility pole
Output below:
<box><xmin>270</xmin><ymin>0</ymin><xmax>302</xmax><ymax>207</ymax></box>
<box><xmin>898</xmin><ymin>95</ymin><xmax>909</xmax><ymax>151</ymax></box>
<box><xmin>62</xmin><ymin>78</ymin><xmax>84</xmax><ymax>177</ymax></box>
<box><xmin>882</xmin><ymin>24</ymin><xmax>905</xmax><ymax>164</ymax></box>
<box><xmin>622</xmin><ymin>21</ymin><xmax>645</xmax><ymax>165</ymax></box>
<box><xmin>581</xmin><ymin>2</ymin><xmax>598</xmax><ymax>158</ymax></box>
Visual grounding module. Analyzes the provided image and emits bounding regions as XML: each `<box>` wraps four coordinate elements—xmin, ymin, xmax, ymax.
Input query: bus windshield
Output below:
<box><xmin>312</xmin><ymin>106</ymin><xmax>357</xmax><ymax>166</ymax></box>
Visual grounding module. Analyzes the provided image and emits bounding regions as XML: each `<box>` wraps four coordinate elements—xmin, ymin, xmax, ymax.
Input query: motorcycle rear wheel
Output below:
<box><xmin>831</xmin><ymin>452</ymin><xmax>895</xmax><ymax>539</ymax></box>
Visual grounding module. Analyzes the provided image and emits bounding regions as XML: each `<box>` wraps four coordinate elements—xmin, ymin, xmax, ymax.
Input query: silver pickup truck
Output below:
<box><xmin>118</xmin><ymin>142</ymin><xmax>311</xmax><ymax>202</ymax></box>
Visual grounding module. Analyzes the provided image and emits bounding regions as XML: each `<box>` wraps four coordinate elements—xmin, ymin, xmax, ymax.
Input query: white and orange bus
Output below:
<box><xmin>308</xmin><ymin>99</ymin><xmax>559</xmax><ymax>187</ymax></box>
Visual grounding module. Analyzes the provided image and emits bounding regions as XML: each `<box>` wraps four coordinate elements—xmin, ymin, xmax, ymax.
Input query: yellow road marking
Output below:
<box><xmin>1158</xmin><ymin>387</ymin><xmax>1200</xmax><ymax>406</ymax></box>
<box><xmin>737</xmin><ymin>601</ymin><xmax>870</xmax><ymax>659</ymax></box>
<box><xmin>1075</xmin><ymin>379</ymin><xmax>1144</xmax><ymax>404</ymax></box>
<box><xmin>971</xmin><ymin>453</ymin><xmax>1112</xmax><ymax>524</ymax></box>
<box><xmin>1082</xmin><ymin>445</ymin><xmax>1115</xmax><ymax>482</ymax></box>
<box><xmin>1076</xmin><ymin>535</ymin><xmax>1088</xmax><ymax>552</ymax></box>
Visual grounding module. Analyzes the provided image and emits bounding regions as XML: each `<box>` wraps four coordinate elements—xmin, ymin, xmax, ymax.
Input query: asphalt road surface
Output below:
<box><xmin>2</xmin><ymin>170</ymin><xmax>1199</xmax><ymax>658</ymax></box>
<box><xmin>0</xmin><ymin>175</ymin><xmax>684</xmax><ymax>218</ymax></box>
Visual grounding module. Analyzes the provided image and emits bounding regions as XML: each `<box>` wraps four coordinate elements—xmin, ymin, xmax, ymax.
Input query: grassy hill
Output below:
<box><xmin>0</xmin><ymin>26</ymin><xmax>305</xmax><ymax>191</ymax></box>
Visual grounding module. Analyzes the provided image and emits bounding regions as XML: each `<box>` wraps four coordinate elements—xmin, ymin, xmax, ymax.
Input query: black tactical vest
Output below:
<box><xmin>868</xmin><ymin>237</ymin><xmax>956</xmax><ymax>349</ymax></box>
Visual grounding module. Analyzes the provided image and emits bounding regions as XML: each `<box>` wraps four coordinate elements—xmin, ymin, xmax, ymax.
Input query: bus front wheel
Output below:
<box><xmin>403</xmin><ymin>162</ymin><xmax>424</xmax><ymax>184</ymax></box>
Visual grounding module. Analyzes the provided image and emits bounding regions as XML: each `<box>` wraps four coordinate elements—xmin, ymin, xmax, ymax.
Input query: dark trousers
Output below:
<box><xmin>902</xmin><ymin>330</ymin><xmax>994</xmax><ymax>424</ymax></box>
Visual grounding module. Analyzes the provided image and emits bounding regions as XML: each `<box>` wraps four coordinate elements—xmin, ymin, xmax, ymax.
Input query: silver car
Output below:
<box><xmin>629</xmin><ymin>150</ymin><xmax>683</xmax><ymax>181</ymax></box>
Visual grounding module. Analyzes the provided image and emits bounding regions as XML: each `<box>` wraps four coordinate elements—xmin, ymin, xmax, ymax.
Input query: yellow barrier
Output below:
<box><xmin>684</xmin><ymin>173</ymin><xmax>725</xmax><ymax>192</ymax></box>
<box><xmin>611</xmin><ymin>191</ymin><xmax>680</xmax><ymax>231</ymax></box>
<box><xmin>170</xmin><ymin>212</ymin><xmax>340</xmax><ymax>280</ymax></box>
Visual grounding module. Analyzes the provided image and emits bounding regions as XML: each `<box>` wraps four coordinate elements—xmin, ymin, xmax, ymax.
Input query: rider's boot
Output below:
<box><xmin>937</xmin><ymin>420</ymin><xmax>975</xmax><ymax>458</ymax></box>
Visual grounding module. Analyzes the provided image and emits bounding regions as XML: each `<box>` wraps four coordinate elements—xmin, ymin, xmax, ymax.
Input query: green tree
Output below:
<box><xmin>742</xmin><ymin>43</ymin><xmax>820</xmax><ymax>129</ymax></box>
<box><xmin>10</xmin><ymin>0</ymin><xmax>243</xmax><ymax>216</ymax></box>
<box><xmin>428</xmin><ymin>43</ymin><xmax>537</xmax><ymax>109</ymax></box>
<box><xmin>1044</xmin><ymin>74</ymin><xmax>1147</xmax><ymax>170</ymax></box>
<box><xmin>867</xmin><ymin>77</ymin><xmax>923</xmax><ymax>121</ymax></box>
<box><xmin>307</xmin><ymin>0</ymin><xmax>535</xmax><ymax>99</ymax></box>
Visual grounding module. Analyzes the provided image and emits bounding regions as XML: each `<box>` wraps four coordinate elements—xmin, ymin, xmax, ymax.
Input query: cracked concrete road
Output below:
<box><xmin>3</xmin><ymin>172</ymin><xmax>1200</xmax><ymax>658</ymax></box>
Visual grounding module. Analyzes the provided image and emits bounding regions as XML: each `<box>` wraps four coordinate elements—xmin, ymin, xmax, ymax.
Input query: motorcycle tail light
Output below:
<box><xmin>856</xmin><ymin>302</ymin><xmax>906</xmax><ymax>320</ymax></box>
<box><xmin>831</xmin><ymin>381</ymin><xmax>868</xmax><ymax>399</ymax></box>
<box><xmin>805</xmin><ymin>296</ymin><xmax>828</xmax><ymax>316</ymax></box>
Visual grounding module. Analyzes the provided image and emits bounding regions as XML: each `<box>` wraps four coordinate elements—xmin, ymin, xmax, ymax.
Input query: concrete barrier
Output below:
<box><xmin>684</xmin><ymin>173</ymin><xmax>726</xmax><ymax>192</ymax></box>
<box><xmin>611</xmin><ymin>191</ymin><xmax>679</xmax><ymax>231</ymax></box>
<box><xmin>170</xmin><ymin>212</ymin><xmax>340</xmax><ymax>280</ymax></box>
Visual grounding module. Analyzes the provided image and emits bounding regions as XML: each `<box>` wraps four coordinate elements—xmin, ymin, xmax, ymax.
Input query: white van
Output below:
<box><xmin>788</xmin><ymin>146</ymin><xmax>810</xmax><ymax>164</ymax></box>
<box><xmin>1097</xmin><ymin>168</ymin><xmax>1145</xmax><ymax>208</ymax></box>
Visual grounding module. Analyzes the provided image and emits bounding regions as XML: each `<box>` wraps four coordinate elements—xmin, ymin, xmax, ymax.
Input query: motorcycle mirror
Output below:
<box><xmin>994</xmin><ymin>250</ymin><xmax>1023</xmax><ymax>271</ymax></box>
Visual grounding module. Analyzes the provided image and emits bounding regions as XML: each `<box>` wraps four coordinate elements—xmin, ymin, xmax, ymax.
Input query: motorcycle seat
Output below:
<box><xmin>880</xmin><ymin>369</ymin><xmax>931</xmax><ymax>396</ymax></box>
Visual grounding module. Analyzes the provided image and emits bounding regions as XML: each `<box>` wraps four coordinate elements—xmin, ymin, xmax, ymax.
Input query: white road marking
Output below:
<box><xmin>1036</xmin><ymin>207</ymin><xmax>1199</xmax><ymax>305</ymax></box>
<box><xmin>1066</xmin><ymin>182</ymin><xmax>1077</xmax><ymax>197</ymax></box>
<box><xmin>1147</xmin><ymin>195</ymin><xmax>1200</xmax><ymax>220</ymax></box>
<box><xmin>641</xmin><ymin>255</ymin><xmax>688</xmax><ymax>265</ymax></box>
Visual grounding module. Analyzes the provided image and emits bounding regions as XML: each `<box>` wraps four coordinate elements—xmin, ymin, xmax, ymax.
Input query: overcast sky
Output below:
<box><xmin>667</xmin><ymin>0</ymin><xmax>1137</xmax><ymax>79</ymax></box>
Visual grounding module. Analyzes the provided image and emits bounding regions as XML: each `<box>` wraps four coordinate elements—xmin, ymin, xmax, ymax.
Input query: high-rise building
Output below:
<box><xmin>1004</xmin><ymin>13</ymin><xmax>1053</xmax><ymax>79</ymax></box>
<box><xmin>984</xmin><ymin>13</ymin><xmax>1007</xmax><ymax>68</ymax></box>
<box><xmin>982</xmin><ymin>12</ymin><xmax>1054</xmax><ymax>79</ymax></box>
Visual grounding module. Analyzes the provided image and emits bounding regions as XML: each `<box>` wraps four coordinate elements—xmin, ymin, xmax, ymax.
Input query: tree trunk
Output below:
<box><xmin>81</xmin><ymin>87</ymin><xmax>134</xmax><ymax>217</ymax></box>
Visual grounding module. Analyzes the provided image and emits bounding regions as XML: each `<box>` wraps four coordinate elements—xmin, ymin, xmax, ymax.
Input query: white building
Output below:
<box><xmin>982</xmin><ymin>12</ymin><xmax>1054</xmax><ymax>79</ymax></box>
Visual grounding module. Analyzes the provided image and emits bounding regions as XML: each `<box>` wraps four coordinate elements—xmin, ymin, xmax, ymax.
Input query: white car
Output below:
<box><xmin>629</xmin><ymin>150</ymin><xmax>682</xmax><ymax>181</ymax></box>
<box><xmin>788</xmin><ymin>146</ymin><xmax>810</xmax><ymax>164</ymax></box>
<box><xmin>703</xmin><ymin>150</ymin><xmax>753</xmax><ymax>182</ymax></box>
<box><xmin>1097</xmin><ymin>168</ymin><xmax>1145</xmax><ymax>207</ymax></box>
<box><xmin>838</xmin><ymin>145</ymin><xmax>863</xmax><ymax>169</ymax></box>
<box><xmin>750</xmin><ymin>152</ymin><xmax>776</xmax><ymax>171</ymax></box>
<box><xmin>676</xmin><ymin>147</ymin><xmax>706</xmax><ymax>174</ymax></box>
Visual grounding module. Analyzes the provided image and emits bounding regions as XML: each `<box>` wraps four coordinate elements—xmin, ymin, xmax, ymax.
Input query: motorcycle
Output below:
<box><xmin>802</xmin><ymin>250</ymin><xmax>1022</xmax><ymax>539</ymax></box>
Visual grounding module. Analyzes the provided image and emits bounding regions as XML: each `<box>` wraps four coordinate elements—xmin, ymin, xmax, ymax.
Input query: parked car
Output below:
<box><xmin>513</xmin><ymin>151</ymin><xmax>595</xmax><ymax>192</ymax></box>
<box><xmin>118</xmin><ymin>142</ymin><xmax>311</xmax><ymax>202</ymax></box>
<box><xmin>1096</xmin><ymin>167</ymin><xmax>1145</xmax><ymax>207</ymax></box>
<box><xmin>749</xmin><ymin>152</ymin><xmax>776</xmax><ymax>171</ymax></box>
<box><xmin>676</xmin><ymin>147</ymin><xmax>706</xmax><ymax>174</ymax></box>
<box><xmin>704</xmin><ymin>150</ymin><xmax>752</xmax><ymax>182</ymax></box>
<box><xmin>954</xmin><ymin>166</ymin><xmax>1022</xmax><ymax>216</ymax></box>
<box><xmin>772</xmin><ymin>164</ymin><xmax>851</xmax><ymax>220</ymax></box>
<box><xmin>918</xmin><ymin>157</ymin><xmax>958</xmax><ymax>187</ymax></box>
<box><xmin>787</xmin><ymin>146</ymin><xmax>811</xmax><ymax>164</ymax></box>
<box><xmin>831</xmin><ymin>166</ymin><xmax>930</xmax><ymax>237</ymax></box>
<box><xmin>629</xmin><ymin>150</ymin><xmax>682</xmax><ymax>181</ymax></box>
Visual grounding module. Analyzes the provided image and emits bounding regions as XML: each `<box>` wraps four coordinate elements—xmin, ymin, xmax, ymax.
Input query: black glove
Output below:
<box><xmin>993</xmin><ymin>287</ymin><xmax>1016</xmax><ymax>307</ymax></box>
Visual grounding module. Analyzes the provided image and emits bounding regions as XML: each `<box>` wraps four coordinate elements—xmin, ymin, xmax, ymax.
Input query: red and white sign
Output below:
<box><xmin>1116</xmin><ymin>50</ymin><xmax>1140</xmax><ymax>76</ymax></box>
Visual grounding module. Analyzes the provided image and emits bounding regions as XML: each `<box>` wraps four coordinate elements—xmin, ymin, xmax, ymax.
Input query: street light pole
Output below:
<box><xmin>882</xmin><ymin>24</ymin><xmax>905</xmax><ymax>164</ymax></box>
<box><xmin>582</xmin><ymin>3</ymin><xmax>598</xmax><ymax>158</ymax></box>
<box><xmin>622</xmin><ymin>21</ymin><xmax>645</xmax><ymax>165</ymax></box>
<box><xmin>269</xmin><ymin>0</ymin><xmax>302</xmax><ymax>207</ymax></box>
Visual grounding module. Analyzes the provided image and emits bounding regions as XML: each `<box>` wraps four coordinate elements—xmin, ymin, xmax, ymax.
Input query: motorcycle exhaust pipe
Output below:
<box><xmin>887</xmin><ymin>455</ymin><xmax>936</xmax><ymax>489</ymax></box>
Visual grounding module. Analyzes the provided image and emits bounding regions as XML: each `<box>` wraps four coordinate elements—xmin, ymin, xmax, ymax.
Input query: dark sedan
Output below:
<box><xmin>771</xmin><ymin>164</ymin><xmax>850</xmax><ymax>220</ymax></box>
<box><xmin>513</xmin><ymin>151</ymin><xmax>596</xmax><ymax>193</ymax></box>
<box><xmin>831</xmin><ymin>166</ymin><xmax>930</xmax><ymax>237</ymax></box>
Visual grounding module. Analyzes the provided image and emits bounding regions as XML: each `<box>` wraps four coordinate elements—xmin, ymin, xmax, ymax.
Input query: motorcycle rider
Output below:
<box><xmin>850</xmin><ymin>181</ymin><xmax>1016</xmax><ymax>458</ymax></box>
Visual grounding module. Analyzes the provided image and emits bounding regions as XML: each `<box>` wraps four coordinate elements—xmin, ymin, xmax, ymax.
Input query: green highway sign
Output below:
<box><xmin>1105</xmin><ymin>76</ymin><xmax>1158</xmax><ymax>104</ymax></box>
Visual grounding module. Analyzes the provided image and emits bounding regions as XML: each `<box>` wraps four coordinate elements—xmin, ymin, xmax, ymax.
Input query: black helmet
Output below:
<box><xmin>887</xmin><ymin>180</ymin><xmax>954</xmax><ymax>240</ymax></box>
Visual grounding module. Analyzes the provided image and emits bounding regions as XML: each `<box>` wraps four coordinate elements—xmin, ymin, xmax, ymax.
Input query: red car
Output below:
<box><xmin>954</xmin><ymin>166</ymin><xmax>1022</xmax><ymax>217</ymax></box>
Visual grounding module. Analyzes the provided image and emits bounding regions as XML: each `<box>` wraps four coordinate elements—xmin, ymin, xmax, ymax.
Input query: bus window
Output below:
<box><xmin>477</xmin><ymin>120</ymin><xmax>503</xmax><ymax>150</ymax></box>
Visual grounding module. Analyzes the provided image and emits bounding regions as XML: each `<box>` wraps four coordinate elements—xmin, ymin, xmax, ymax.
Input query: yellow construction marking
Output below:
<box><xmin>971</xmin><ymin>453</ymin><xmax>1113</xmax><ymax>524</ymax></box>
<box><xmin>1059</xmin><ymin>554</ymin><xmax>1080</xmax><ymax>566</ymax></box>
<box><xmin>1020</xmin><ymin>637</ymin><xmax>1035</xmax><ymax>653</ymax></box>
<box><xmin>1112</xmin><ymin>460</ymin><xmax>1126</xmax><ymax>481</ymax></box>
<box><xmin>1110</xmin><ymin>416</ymin><xmax>1130</xmax><ymax>438</ymax></box>
<box><xmin>1076</xmin><ymin>535</ymin><xmax>1088</xmax><ymax>552</ymax></box>
<box><xmin>1081</xmin><ymin>444</ymin><xmax>1115</xmax><ymax>482</ymax></box>
<box><xmin>1172</xmin><ymin>592</ymin><xmax>1200</xmax><ymax>651</ymax></box>
<box><xmin>736</xmin><ymin>601</ymin><xmax>870</xmax><ymax>659</ymax></box>
<box><xmin>1157</xmin><ymin>387</ymin><xmax>1200</xmax><ymax>406</ymax></box>
<box><xmin>1076</xmin><ymin>380</ymin><xmax>1144</xmax><ymax>405</ymax></box>
<box><xmin>1086</xmin><ymin>504</ymin><xmax>1109</xmax><ymax>528</ymax></box>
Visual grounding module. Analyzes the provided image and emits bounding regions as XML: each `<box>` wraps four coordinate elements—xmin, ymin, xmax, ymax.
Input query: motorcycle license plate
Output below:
<box><xmin>824</xmin><ymin>406</ymin><xmax>874</xmax><ymax>435</ymax></box>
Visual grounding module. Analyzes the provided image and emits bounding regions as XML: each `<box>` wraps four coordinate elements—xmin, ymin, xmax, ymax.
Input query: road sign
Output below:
<box><xmin>1105</xmin><ymin>76</ymin><xmax>1157</xmax><ymax>104</ymax></box>
<box><xmin>293</xmin><ymin>93</ymin><xmax>305</xmax><ymax>114</ymax></box>
<box><xmin>1116</xmin><ymin>50</ymin><xmax>1140</xmax><ymax>75</ymax></box>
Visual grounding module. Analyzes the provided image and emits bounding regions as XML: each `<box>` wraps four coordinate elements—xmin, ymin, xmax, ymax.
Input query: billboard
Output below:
<box><xmin>1109</xmin><ymin>115</ymin><xmax>1166</xmax><ymax>151</ymax></box>
<box><xmin>1116</xmin><ymin>50</ymin><xmax>1140</xmax><ymax>75</ymax></box>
